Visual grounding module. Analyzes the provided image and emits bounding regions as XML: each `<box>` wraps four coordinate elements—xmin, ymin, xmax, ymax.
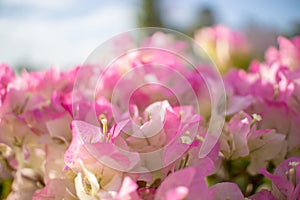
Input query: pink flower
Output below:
<box><xmin>155</xmin><ymin>157</ymin><xmax>214</xmax><ymax>200</ymax></box>
<box><xmin>63</xmin><ymin>118</ymin><xmax>141</xmax><ymax>199</ymax></box>
<box><xmin>73</xmin><ymin>162</ymin><xmax>140</xmax><ymax>199</ymax></box>
<box><xmin>0</xmin><ymin>65</ymin><xmax>79</xmax><ymax>199</ymax></box>
<box><xmin>209</xmin><ymin>182</ymin><xmax>244</xmax><ymax>200</ymax></box>
<box><xmin>265</xmin><ymin>36</ymin><xmax>300</xmax><ymax>70</ymax></box>
<box><xmin>0</xmin><ymin>63</ymin><xmax>15</xmax><ymax>106</ymax></box>
<box><xmin>257</xmin><ymin>102</ymin><xmax>300</xmax><ymax>155</ymax></box>
<box><xmin>63</xmin><ymin>99</ymin><xmax>207</xmax><ymax>199</ymax></box>
<box><xmin>224</xmin><ymin>51</ymin><xmax>300</xmax><ymax>157</ymax></box>
<box><xmin>286</xmin><ymin>69</ymin><xmax>300</xmax><ymax>114</ymax></box>
<box><xmin>248</xmin><ymin>189</ymin><xmax>276</xmax><ymax>200</ymax></box>
<box><xmin>220</xmin><ymin>111</ymin><xmax>286</xmax><ymax>174</ymax></box>
<box><xmin>2</xmin><ymin>29</ymin><xmax>300</xmax><ymax>199</ymax></box>
<box><xmin>64</xmin><ymin>119</ymin><xmax>140</xmax><ymax>172</ymax></box>
<box><xmin>113</xmin><ymin>176</ymin><xmax>142</xmax><ymax>200</ymax></box>
<box><xmin>195</xmin><ymin>24</ymin><xmax>251</xmax><ymax>73</ymax></box>
<box><xmin>260</xmin><ymin>157</ymin><xmax>300</xmax><ymax>200</ymax></box>
<box><xmin>15</xmin><ymin>66</ymin><xmax>78</xmax><ymax>98</ymax></box>
<box><xmin>118</xmin><ymin>101</ymin><xmax>202</xmax><ymax>173</ymax></box>
<box><xmin>32</xmin><ymin>179</ymin><xmax>72</xmax><ymax>200</ymax></box>
<box><xmin>154</xmin><ymin>157</ymin><xmax>244</xmax><ymax>200</ymax></box>
<box><xmin>33</xmin><ymin>176</ymin><xmax>141</xmax><ymax>200</ymax></box>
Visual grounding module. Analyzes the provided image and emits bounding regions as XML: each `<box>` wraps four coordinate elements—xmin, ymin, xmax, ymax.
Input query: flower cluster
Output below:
<box><xmin>0</xmin><ymin>26</ymin><xmax>300</xmax><ymax>200</ymax></box>
<box><xmin>195</xmin><ymin>25</ymin><xmax>252</xmax><ymax>73</ymax></box>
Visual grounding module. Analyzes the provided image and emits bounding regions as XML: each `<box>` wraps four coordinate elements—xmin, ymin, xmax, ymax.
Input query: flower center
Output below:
<box><xmin>99</xmin><ymin>114</ymin><xmax>112</xmax><ymax>142</ymax></box>
<box><xmin>286</xmin><ymin>161</ymin><xmax>299</xmax><ymax>187</ymax></box>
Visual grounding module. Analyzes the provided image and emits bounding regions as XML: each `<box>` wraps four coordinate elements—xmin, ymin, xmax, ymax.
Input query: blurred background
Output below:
<box><xmin>1</xmin><ymin>0</ymin><xmax>300</xmax><ymax>71</ymax></box>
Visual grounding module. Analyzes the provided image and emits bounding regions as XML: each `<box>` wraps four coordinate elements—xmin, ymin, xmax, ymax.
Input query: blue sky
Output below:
<box><xmin>1</xmin><ymin>0</ymin><xmax>299</xmax><ymax>69</ymax></box>
<box><xmin>161</xmin><ymin>0</ymin><xmax>300</xmax><ymax>30</ymax></box>
<box><xmin>213</xmin><ymin>0</ymin><xmax>300</xmax><ymax>29</ymax></box>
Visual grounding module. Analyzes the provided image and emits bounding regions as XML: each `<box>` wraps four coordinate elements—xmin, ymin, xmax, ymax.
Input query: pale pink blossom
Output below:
<box><xmin>220</xmin><ymin>111</ymin><xmax>286</xmax><ymax>174</ymax></box>
<box><xmin>195</xmin><ymin>24</ymin><xmax>251</xmax><ymax>73</ymax></box>
<box><xmin>266</xmin><ymin>36</ymin><xmax>300</xmax><ymax>70</ymax></box>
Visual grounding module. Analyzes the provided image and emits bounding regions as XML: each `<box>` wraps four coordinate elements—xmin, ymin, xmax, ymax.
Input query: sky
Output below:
<box><xmin>1</xmin><ymin>0</ymin><xmax>300</xmax><ymax>70</ymax></box>
<box><xmin>161</xmin><ymin>0</ymin><xmax>300</xmax><ymax>31</ymax></box>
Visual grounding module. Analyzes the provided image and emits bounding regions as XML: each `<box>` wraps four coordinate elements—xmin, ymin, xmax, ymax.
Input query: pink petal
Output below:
<box><xmin>156</xmin><ymin>157</ymin><xmax>214</xmax><ymax>200</ymax></box>
<box><xmin>248</xmin><ymin>190</ymin><xmax>276</xmax><ymax>200</ymax></box>
<box><xmin>118</xmin><ymin>177</ymin><xmax>139</xmax><ymax>198</ymax></box>
<box><xmin>210</xmin><ymin>182</ymin><xmax>244</xmax><ymax>200</ymax></box>
<box><xmin>84</xmin><ymin>142</ymin><xmax>140</xmax><ymax>172</ymax></box>
<box><xmin>165</xmin><ymin>186</ymin><xmax>189</xmax><ymax>200</ymax></box>
<box><xmin>32</xmin><ymin>179</ymin><xmax>67</xmax><ymax>200</ymax></box>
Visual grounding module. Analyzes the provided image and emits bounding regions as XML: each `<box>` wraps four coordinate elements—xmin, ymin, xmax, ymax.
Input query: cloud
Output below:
<box><xmin>0</xmin><ymin>2</ymin><xmax>137</xmax><ymax>69</ymax></box>
<box><xmin>1</xmin><ymin>0</ymin><xmax>73</xmax><ymax>11</ymax></box>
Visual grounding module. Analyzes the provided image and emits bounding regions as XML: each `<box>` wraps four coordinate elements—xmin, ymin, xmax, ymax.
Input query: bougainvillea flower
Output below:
<box><xmin>0</xmin><ymin>63</ymin><xmax>15</xmax><ymax>106</ymax></box>
<box><xmin>209</xmin><ymin>182</ymin><xmax>244</xmax><ymax>200</ymax></box>
<box><xmin>260</xmin><ymin>157</ymin><xmax>300</xmax><ymax>200</ymax></box>
<box><xmin>248</xmin><ymin>189</ymin><xmax>276</xmax><ymax>200</ymax></box>
<box><xmin>155</xmin><ymin>157</ymin><xmax>214</xmax><ymax>200</ymax></box>
<box><xmin>1</xmin><ymin>27</ymin><xmax>300</xmax><ymax>200</ymax></box>
<box><xmin>195</xmin><ymin>24</ymin><xmax>251</xmax><ymax>73</ymax></box>
<box><xmin>265</xmin><ymin>36</ymin><xmax>300</xmax><ymax>70</ymax></box>
<box><xmin>220</xmin><ymin>111</ymin><xmax>286</xmax><ymax>174</ymax></box>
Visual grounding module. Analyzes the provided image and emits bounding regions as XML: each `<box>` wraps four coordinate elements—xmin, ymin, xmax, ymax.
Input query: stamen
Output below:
<box><xmin>250</xmin><ymin>113</ymin><xmax>262</xmax><ymax>127</ymax></box>
<box><xmin>196</xmin><ymin>135</ymin><xmax>205</xmax><ymax>142</ymax></box>
<box><xmin>99</xmin><ymin>114</ymin><xmax>108</xmax><ymax>138</ymax></box>
<box><xmin>252</xmin><ymin>113</ymin><xmax>262</xmax><ymax>122</ymax></box>
<box><xmin>178</xmin><ymin>158</ymin><xmax>185</xmax><ymax>170</ymax></box>
<box><xmin>239</xmin><ymin>111</ymin><xmax>244</xmax><ymax>119</ymax></box>
<box><xmin>245</xmin><ymin>183</ymin><xmax>253</xmax><ymax>196</ymax></box>
<box><xmin>147</xmin><ymin>112</ymin><xmax>151</xmax><ymax>121</ymax></box>
<box><xmin>273</xmin><ymin>85</ymin><xmax>279</xmax><ymax>100</ymax></box>
<box><xmin>183</xmin><ymin>154</ymin><xmax>190</xmax><ymax>168</ymax></box>
<box><xmin>288</xmin><ymin>161</ymin><xmax>299</xmax><ymax>186</ymax></box>
<box><xmin>289</xmin><ymin>167</ymin><xmax>296</xmax><ymax>186</ymax></box>
<box><xmin>179</xmin><ymin>110</ymin><xmax>183</xmax><ymax>120</ymax></box>
<box><xmin>139</xmin><ymin>117</ymin><xmax>143</xmax><ymax>125</ymax></box>
<box><xmin>107</xmin><ymin>132</ymin><xmax>112</xmax><ymax>142</ymax></box>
